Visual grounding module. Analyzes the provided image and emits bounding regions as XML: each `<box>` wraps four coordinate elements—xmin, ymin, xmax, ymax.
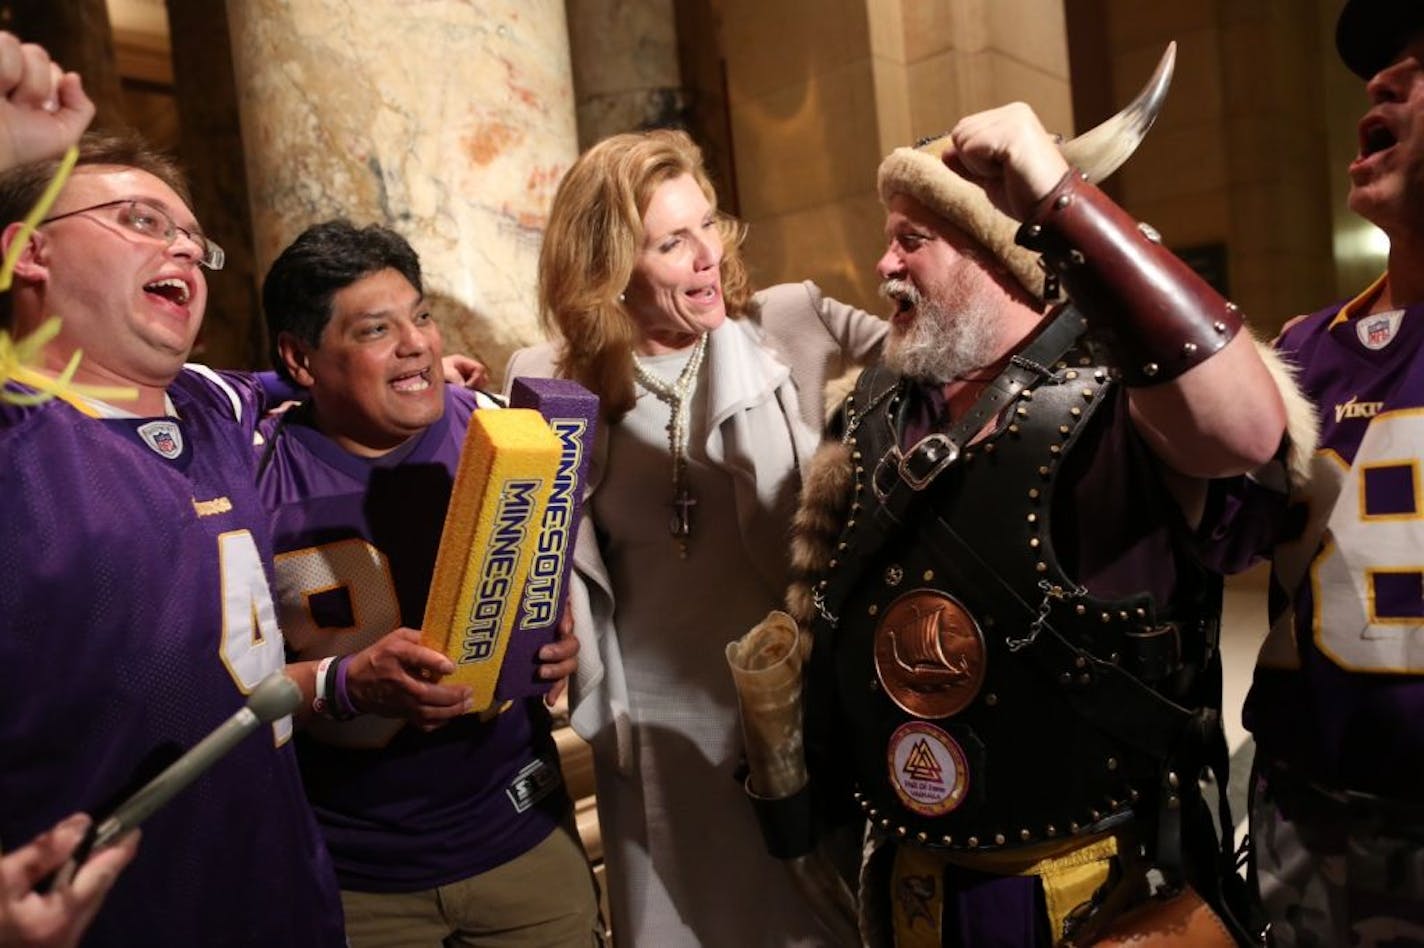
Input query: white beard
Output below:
<box><xmin>880</xmin><ymin>279</ymin><xmax>1000</xmax><ymax>384</ymax></box>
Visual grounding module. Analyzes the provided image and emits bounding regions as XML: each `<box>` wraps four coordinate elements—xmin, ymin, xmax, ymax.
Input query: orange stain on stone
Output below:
<box><xmin>499</xmin><ymin>58</ymin><xmax>541</xmax><ymax>110</ymax></box>
<box><xmin>464</xmin><ymin>121</ymin><xmax>521</xmax><ymax>165</ymax></box>
<box><xmin>525</xmin><ymin>164</ymin><xmax>562</xmax><ymax>195</ymax></box>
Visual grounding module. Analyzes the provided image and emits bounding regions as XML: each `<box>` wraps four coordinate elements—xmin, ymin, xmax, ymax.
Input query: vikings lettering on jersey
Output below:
<box><xmin>1226</xmin><ymin>280</ymin><xmax>1424</xmax><ymax>799</ymax></box>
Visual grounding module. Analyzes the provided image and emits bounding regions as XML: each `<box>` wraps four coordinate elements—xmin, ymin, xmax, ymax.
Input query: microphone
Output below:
<box><xmin>52</xmin><ymin>672</ymin><xmax>300</xmax><ymax>887</ymax></box>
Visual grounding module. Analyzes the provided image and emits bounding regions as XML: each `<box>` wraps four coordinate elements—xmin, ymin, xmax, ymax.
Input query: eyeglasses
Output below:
<box><xmin>40</xmin><ymin>199</ymin><xmax>226</xmax><ymax>271</ymax></box>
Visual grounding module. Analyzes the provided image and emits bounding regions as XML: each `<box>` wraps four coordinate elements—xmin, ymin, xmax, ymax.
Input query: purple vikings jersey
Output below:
<box><xmin>0</xmin><ymin>368</ymin><xmax>344</xmax><ymax>947</ymax></box>
<box><xmin>258</xmin><ymin>386</ymin><xmax>567</xmax><ymax>892</ymax></box>
<box><xmin>1224</xmin><ymin>278</ymin><xmax>1424</xmax><ymax>799</ymax></box>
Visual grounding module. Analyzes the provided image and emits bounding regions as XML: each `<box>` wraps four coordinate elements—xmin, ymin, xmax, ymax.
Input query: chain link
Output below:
<box><xmin>1006</xmin><ymin>579</ymin><xmax>1086</xmax><ymax>652</ymax></box>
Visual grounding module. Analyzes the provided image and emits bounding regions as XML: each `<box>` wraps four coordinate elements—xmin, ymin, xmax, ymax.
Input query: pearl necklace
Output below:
<box><xmin>632</xmin><ymin>332</ymin><xmax>708</xmax><ymax>558</ymax></box>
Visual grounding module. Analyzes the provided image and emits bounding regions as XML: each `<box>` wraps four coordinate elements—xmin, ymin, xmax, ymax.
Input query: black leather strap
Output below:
<box><xmin>745</xmin><ymin>778</ymin><xmax>816</xmax><ymax>859</ymax></box>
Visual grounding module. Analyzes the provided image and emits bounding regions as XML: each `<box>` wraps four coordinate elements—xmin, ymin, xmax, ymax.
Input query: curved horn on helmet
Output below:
<box><xmin>1061</xmin><ymin>41</ymin><xmax>1176</xmax><ymax>182</ymax></box>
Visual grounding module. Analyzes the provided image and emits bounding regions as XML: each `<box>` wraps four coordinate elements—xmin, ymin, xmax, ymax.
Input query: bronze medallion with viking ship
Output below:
<box><xmin>874</xmin><ymin>589</ymin><xmax>987</xmax><ymax>719</ymax></box>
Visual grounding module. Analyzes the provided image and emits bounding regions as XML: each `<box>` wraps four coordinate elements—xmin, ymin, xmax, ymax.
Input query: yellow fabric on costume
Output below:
<box><xmin>891</xmin><ymin>833</ymin><xmax>1122</xmax><ymax>947</ymax></box>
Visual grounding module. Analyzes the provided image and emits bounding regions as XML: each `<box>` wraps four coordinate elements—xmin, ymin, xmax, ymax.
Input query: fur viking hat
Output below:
<box><xmin>876</xmin><ymin>138</ymin><xmax>1046</xmax><ymax>301</ymax></box>
<box><xmin>877</xmin><ymin>45</ymin><xmax>1178</xmax><ymax>303</ymax></box>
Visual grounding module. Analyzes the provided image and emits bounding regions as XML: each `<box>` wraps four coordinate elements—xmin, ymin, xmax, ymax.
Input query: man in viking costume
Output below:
<box><xmin>779</xmin><ymin>74</ymin><xmax>1314</xmax><ymax>946</ymax></box>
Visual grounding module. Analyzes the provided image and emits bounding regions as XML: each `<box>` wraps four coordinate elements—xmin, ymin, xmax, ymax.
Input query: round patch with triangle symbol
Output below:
<box><xmin>886</xmin><ymin>721</ymin><xmax>969</xmax><ymax>817</ymax></box>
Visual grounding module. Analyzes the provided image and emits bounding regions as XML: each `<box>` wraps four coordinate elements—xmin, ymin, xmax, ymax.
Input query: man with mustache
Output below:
<box><xmin>785</xmin><ymin>99</ymin><xmax>1306</xmax><ymax>945</ymax></box>
<box><xmin>1222</xmin><ymin>1</ymin><xmax>1424</xmax><ymax>943</ymax></box>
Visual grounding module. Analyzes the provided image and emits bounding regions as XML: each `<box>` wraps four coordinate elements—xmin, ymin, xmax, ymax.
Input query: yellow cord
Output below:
<box><xmin>1</xmin><ymin>318</ymin><xmax>137</xmax><ymax>406</ymax></box>
<box><xmin>0</xmin><ymin>145</ymin><xmax>139</xmax><ymax>406</ymax></box>
<box><xmin>0</xmin><ymin>144</ymin><xmax>78</xmax><ymax>292</ymax></box>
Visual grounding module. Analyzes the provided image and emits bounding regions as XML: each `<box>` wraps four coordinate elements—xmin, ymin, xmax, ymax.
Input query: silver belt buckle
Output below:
<box><xmin>872</xmin><ymin>434</ymin><xmax>960</xmax><ymax>502</ymax></box>
<box><xmin>899</xmin><ymin>433</ymin><xmax>959</xmax><ymax>490</ymax></box>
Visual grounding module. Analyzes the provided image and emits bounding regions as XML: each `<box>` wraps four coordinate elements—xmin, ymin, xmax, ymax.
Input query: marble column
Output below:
<box><xmin>226</xmin><ymin>0</ymin><xmax>579</xmax><ymax>379</ymax></box>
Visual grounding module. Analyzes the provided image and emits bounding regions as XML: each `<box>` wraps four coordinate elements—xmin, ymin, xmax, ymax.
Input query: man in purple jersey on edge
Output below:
<box><xmin>1214</xmin><ymin>1</ymin><xmax>1424</xmax><ymax>943</ymax></box>
<box><xmin>0</xmin><ymin>34</ymin><xmax>141</xmax><ymax>948</ymax></box>
<box><xmin>0</xmin><ymin>132</ymin><xmax>347</xmax><ymax>944</ymax></box>
<box><xmin>257</xmin><ymin>219</ymin><xmax>601</xmax><ymax>948</ymax></box>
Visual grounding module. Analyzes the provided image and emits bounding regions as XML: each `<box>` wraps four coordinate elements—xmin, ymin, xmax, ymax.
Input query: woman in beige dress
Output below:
<box><xmin>506</xmin><ymin>130</ymin><xmax>884</xmax><ymax>947</ymax></box>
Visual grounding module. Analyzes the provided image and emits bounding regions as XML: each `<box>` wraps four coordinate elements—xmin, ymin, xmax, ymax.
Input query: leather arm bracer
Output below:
<box><xmin>1016</xmin><ymin>170</ymin><xmax>1243</xmax><ymax>386</ymax></box>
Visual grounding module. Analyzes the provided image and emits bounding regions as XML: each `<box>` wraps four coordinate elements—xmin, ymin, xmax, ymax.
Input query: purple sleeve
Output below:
<box><xmin>1195</xmin><ymin>473</ymin><xmax>1288</xmax><ymax>575</ymax></box>
<box><xmin>205</xmin><ymin>368</ymin><xmax>301</xmax><ymax>416</ymax></box>
<box><xmin>252</xmin><ymin>370</ymin><xmax>302</xmax><ymax>406</ymax></box>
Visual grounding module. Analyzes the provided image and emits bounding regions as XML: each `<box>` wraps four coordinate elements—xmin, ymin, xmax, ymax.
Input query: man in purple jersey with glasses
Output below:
<box><xmin>0</xmin><ymin>130</ymin><xmax>347</xmax><ymax>944</ymax></box>
<box><xmin>0</xmin><ymin>33</ymin><xmax>142</xmax><ymax>948</ymax></box>
<box><xmin>257</xmin><ymin>220</ymin><xmax>600</xmax><ymax>947</ymax></box>
<box><xmin>1209</xmin><ymin>1</ymin><xmax>1424</xmax><ymax>943</ymax></box>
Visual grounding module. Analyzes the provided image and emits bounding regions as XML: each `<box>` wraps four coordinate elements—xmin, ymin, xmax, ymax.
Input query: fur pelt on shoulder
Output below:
<box><xmin>786</xmin><ymin>440</ymin><xmax>855</xmax><ymax>631</ymax></box>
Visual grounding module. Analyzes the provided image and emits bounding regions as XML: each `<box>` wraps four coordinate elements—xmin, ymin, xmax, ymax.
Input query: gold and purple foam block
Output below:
<box><xmin>422</xmin><ymin>408</ymin><xmax>559</xmax><ymax>711</ymax></box>
<box><xmin>497</xmin><ymin>377</ymin><xmax>599</xmax><ymax>701</ymax></box>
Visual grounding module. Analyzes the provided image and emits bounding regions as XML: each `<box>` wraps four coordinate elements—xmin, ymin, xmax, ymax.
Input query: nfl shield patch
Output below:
<box><xmin>1357</xmin><ymin>309</ymin><xmax>1404</xmax><ymax>350</ymax></box>
<box><xmin>137</xmin><ymin>420</ymin><xmax>184</xmax><ymax>459</ymax></box>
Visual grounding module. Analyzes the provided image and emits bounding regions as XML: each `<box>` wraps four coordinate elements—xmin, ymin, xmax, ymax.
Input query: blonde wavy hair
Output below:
<box><xmin>538</xmin><ymin>129</ymin><xmax>751</xmax><ymax>422</ymax></box>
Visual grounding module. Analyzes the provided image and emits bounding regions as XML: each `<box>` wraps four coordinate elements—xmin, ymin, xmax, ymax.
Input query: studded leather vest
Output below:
<box><xmin>810</xmin><ymin>350</ymin><xmax>1220</xmax><ymax>854</ymax></box>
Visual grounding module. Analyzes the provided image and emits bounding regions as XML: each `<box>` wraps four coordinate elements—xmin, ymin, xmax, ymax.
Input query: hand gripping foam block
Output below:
<box><xmin>497</xmin><ymin>377</ymin><xmax>599</xmax><ymax>700</ymax></box>
<box><xmin>422</xmin><ymin>408</ymin><xmax>559</xmax><ymax>711</ymax></box>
